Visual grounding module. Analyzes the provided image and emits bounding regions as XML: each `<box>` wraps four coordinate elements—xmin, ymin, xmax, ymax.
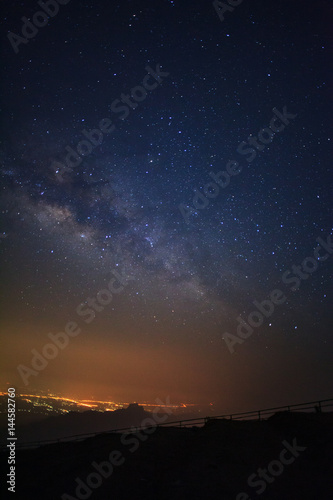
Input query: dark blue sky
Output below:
<box><xmin>0</xmin><ymin>0</ymin><xmax>332</xmax><ymax>411</ymax></box>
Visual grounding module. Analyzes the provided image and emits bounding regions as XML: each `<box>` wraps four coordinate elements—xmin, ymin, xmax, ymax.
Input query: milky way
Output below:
<box><xmin>1</xmin><ymin>0</ymin><xmax>332</xmax><ymax>409</ymax></box>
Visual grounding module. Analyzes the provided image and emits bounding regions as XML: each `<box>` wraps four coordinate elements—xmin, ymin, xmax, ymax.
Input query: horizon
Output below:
<box><xmin>1</xmin><ymin>391</ymin><xmax>332</xmax><ymax>421</ymax></box>
<box><xmin>0</xmin><ymin>390</ymin><xmax>200</xmax><ymax>413</ymax></box>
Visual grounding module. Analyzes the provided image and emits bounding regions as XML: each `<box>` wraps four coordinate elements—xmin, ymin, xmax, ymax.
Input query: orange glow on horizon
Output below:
<box><xmin>0</xmin><ymin>391</ymin><xmax>200</xmax><ymax>412</ymax></box>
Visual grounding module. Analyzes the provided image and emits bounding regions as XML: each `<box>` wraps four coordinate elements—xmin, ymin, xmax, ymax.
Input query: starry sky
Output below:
<box><xmin>0</xmin><ymin>0</ymin><xmax>332</xmax><ymax>413</ymax></box>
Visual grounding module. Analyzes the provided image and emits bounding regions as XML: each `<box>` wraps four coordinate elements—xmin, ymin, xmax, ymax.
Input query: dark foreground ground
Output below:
<box><xmin>1</xmin><ymin>411</ymin><xmax>332</xmax><ymax>500</ymax></box>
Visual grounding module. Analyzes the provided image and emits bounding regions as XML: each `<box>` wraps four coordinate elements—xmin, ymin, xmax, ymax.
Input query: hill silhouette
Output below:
<box><xmin>1</xmin><ymin>410</ymin><xmax>332</xmax><ymax>499</ymax></box>
<box><xmin>13</xmin><ymin>403</ymin><xmax>158</xmax><ymax>445</ymax></box>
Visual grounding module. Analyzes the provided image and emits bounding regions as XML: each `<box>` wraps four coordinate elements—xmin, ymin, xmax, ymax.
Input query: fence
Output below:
<box><xmin>2</xmin><ymin>397</ymin><xmax>332</xmax><ymax>450</ymax></box>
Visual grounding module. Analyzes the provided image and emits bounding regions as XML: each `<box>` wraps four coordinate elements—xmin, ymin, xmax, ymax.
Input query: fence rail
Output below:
<box><xmin>2</xmin><ymin>397</ymin><xmax>332</xmax><ymax>451</ymax></box>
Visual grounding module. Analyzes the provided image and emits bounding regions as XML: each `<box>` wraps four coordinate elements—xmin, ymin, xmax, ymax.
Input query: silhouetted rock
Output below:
<box><xmin>13</xmin><ymin>403</ymin><xmax>160</xmax><ymax>445</ymax></box>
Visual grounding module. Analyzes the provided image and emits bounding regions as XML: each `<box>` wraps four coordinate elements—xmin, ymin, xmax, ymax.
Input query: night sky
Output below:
<box><xmin>1</xmin><ymin>0</ymin><xmax>332</xmax><ymax>413</ymax></box>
